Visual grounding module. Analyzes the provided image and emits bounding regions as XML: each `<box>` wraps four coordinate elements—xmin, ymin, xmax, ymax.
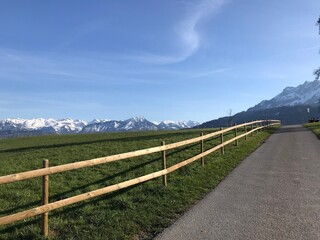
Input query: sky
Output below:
<box><xmin>0</xmin><ymin>0</ymin><xmax>319</xmax><ymax>123</ymax></box>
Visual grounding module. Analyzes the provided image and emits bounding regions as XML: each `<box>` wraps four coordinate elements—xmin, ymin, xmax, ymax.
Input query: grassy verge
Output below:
<box><xmin>304</xmin><ymin>122</ymin><xmax>320</xmax><ymax>138</ymax></box>
<box><xmin>0</xmin><ymin>127</ymin><xmax>277</xmax><ymax>240</ymax></box>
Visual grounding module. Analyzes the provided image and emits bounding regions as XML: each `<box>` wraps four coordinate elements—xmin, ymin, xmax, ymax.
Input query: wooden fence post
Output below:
<box><xmin>161</xmin><ymin>141</ymin><xmax>167</xmax><ymax>187</ymax></box>
<box><xmin>42</xmin><ymin>159</ymin><xmax>49</xmax><ymax>237</ymax></box>
<box><xmin>244</xmin><ymin>122</ymin><xmax>248</xmax><ymax>140</ymax></box>
<box><xmin>200</xmin><ymin>132</ymin><xmax>204</xmax><ymax>167</ymax></box>
<box><xmin>251</xmin><ymin>123</ymin><xmax>254</xmax><ymax>136</ymax></box>
<box><xmin>259</xmin><ymin>121</ymin><xmax>261</xmax><ymax>132</ymax></box>
<box><xmin>220</xmin><ymin>127</ymin><xmax>224</xmax><ymax>154</ymax></box>
<box><xmin>234</xmin><ymin>123</ymin><xmax>238</xmax><ymax>146</ymax></box>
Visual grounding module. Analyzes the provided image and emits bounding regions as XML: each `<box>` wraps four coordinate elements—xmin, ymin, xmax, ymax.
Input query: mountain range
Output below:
<box><xmin>197</xmin><ymin>80</ymin><xmax>320</xmax><ymax>128</ymax></box>
<box><xmin>0</xmin><ymin>117</ymin><xmax>199</xmax><ymax>138</ymax></box>
<box><xmin>2</xmin><ymin>79</ymin><xmax>320</xmax><ymax>138</ymax></box>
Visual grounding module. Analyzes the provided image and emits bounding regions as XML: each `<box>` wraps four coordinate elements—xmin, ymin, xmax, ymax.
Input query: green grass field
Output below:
<box><xmin>0</xmin><ymin>127</ymin><xmax>276</xmax><ymax>240</ymax></box>
<box><xmin>304</xmin><ymin>122</ymin><xmax>320</xmax><ymax>138</ymax></box>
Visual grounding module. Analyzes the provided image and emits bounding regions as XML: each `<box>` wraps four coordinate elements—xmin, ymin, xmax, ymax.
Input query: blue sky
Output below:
<box><xmin>0</xmin><ymin>0</ymin><xmax>319</xmax><ymax>123</ymax></box>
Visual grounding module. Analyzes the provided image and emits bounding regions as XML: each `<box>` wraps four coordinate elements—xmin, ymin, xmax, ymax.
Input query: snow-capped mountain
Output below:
<box><xmin>157</xmin><ymin>120</ymin><xmax>199</xmax><ymax>130</ymax></box>
<box><xmin>0</xmin><ymin>118</ymin><xmax>86</xmax><ymax>134</ymax></box>
<box><xmin>0</xmin><ymin>117</ymin><xmax>200</xmax><ymax>137</ymax></box>
<box><xmin>196</xmin><ymin>79</ymin><xmax>320</xmax><ymax>128</ymax></box>
<box><xmin>248</xmin><ymin>80</ymin><xmax>320</xmax><ymax>112</ymax></box>
<box><xmin>82</xmin><ymin>117</ymin><xmax>199</xmax><ymax>133</ymax></box>
<box><xmin>82</xmin><ymin>117</ymin><xmax>158</xmax><ymax>133</ymax></box>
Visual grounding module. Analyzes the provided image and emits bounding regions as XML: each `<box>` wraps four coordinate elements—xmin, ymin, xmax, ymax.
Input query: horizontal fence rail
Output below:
<box><xmin>0</xmin><ymin>120</ymin><xmax>281</xmax><ymax>236</ymax></box>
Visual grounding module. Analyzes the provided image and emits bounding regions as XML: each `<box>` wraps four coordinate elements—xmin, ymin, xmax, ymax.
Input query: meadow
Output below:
<box><xmin>304</xmin><ymin>122</ymin><xmax>320</xmax><ymax>138</ymax></box>
<box><xmin>0</xmin><ymin>127</ymin><xmax>277</xmax><ymax>240</ymax></box>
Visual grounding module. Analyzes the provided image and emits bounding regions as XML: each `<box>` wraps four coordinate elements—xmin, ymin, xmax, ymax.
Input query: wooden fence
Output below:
<box><xmin>0</xmin><ymin>120</ymin><xmax>281</xmax><ymax>236</ymax></box>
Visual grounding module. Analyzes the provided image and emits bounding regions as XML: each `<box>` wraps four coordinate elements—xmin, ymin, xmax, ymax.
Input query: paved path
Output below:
<box><xmin>155</xmin><ymin>125</ymin><xmax>320</xmax><ymax>240</ymax></box>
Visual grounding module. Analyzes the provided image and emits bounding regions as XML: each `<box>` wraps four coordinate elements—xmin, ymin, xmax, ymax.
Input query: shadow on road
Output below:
<box><xmin>274</xmin><ymin>125</ymin><xmax>309</xmax><ymax>134</ymax></box>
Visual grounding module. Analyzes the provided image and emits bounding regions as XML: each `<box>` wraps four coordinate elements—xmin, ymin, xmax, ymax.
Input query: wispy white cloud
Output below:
<box><xmin>297</xmin><ymin>45</ymin><xmax>320</xmax><ymax>52</ymax></box>
<box><xmin>123</xmin><ymin>52</ymin><xmax>183</xmax><ymax>65</ymax></box>
<box><xmin>0</xmin><ymin>48</ymin><xmax>114</xmax><ymax>84</ymax></box>
<box><xmin>0</xmin><ymin>48</ymin><xmax>187</xmax><ymax>88</ymax></box>
<box><xmin>127</xmin><ymin>0</ymin><xmax>229</xmax><ymax>65</ymax></box>
<box><xmin>190</xmin><ymin>68</ymin><xmax>229</xmax><ymax>78</ymax></box>
<box><xmin>175</xmin><ymin>0</ymin><xmax>228</xmax><ymax>61</ymax></box>
<box><xmin>0</xmin><ymin>92</ymin><xmax>109</xmax><ymax>120</ymax></box>
<box><xmin>52</xmin><ymin>18</ymin><xmax>108</xmax><ymax>52</ymax></box>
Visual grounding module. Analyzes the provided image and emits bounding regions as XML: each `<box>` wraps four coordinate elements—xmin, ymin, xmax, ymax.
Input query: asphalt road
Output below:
<box><xmin>155</xmin><ymin>125</ymin><xmax>320</xmax><ymax>240</ymax></box>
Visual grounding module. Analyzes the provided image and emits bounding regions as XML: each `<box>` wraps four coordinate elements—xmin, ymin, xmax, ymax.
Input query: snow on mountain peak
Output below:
<box><xmin>0</xmin><ymin>117</ymin><xmax>200</xmax><ymax>137</ymax></box>
<box><xmin>162</xmin><ymin>120</ymin><xmax>176</xmax><ymax>124</ymax></box>
<box><xmin>157</xmin><ymin>120</ymin><xmax>200</xmax><ymax>130</ymax></box>
<box><xmin>248</xmin><ymin>79</ymin><xmax>320</xmax><ymax>112</ymax></box>
<box><xmin>0</xmin><ymin>118</ymin><xmax>86</xmax><ymax>134</ymax></box>
<box><xmin>129</xmin><ymin>116</ymin><xmax>146</xmax><ymax>122</ymax></box>
<box><xmin>88</xmin><ymin>119</ymin><xmax>111</xmax><ymax>124</ymax></box>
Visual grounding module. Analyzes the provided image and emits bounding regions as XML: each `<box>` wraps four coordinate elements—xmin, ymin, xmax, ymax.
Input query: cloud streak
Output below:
<box><xmin>129</xmin><ymin>0</ymin><xmax>228</xmax><ymax>65</ymax></box>
<box><xmin>190</xmin><ymin>68</ymin><xmax>229</xmax><ymax>78</ymax></box>
<box><xmin>176</xmin><ymin>0</ymin><xmax>227</xmax><ymax>60</ymax></box>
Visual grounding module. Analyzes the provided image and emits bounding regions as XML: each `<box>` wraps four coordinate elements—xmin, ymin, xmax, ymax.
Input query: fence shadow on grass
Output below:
<box><xmin>0</xmin><ymin>185</ymin><xmax>137</xmax><ymax>238</ymax></box>
<box><xmin>0</xmin><ymin>140</ymin><xmax>211</xmax><ymax>217</ymax></box>
<box><xmin>0</xmin><ymin>130</ymin><xmax>214</xmax><ymax>154</ymax></box>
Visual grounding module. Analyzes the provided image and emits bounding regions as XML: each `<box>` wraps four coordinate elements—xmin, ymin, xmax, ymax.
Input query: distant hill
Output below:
<box><xmin>249</xmin><ymin>80</ymin><xmax>320</xmax><ymax>112</ymax></box>
<box><xmin>196</xmin><ymin>105</ymin><xmax>319</xmax><ymax>128</ymax></box>
<box><xmin>197</xmin><ymin>80</ymin><xmax>320</xmax><ymax>128</ymax></box>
